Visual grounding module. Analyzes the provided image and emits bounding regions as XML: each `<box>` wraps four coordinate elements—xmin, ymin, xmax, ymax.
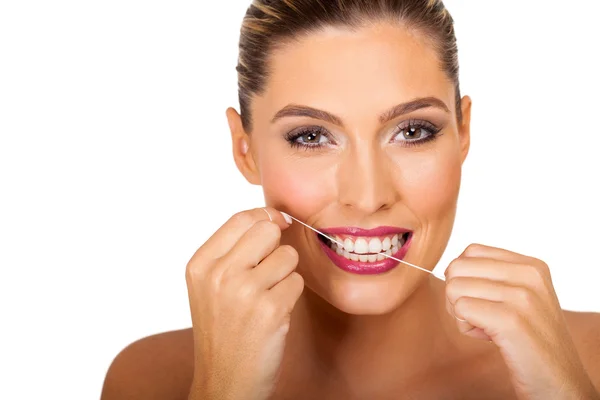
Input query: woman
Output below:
<box><xmin>101</xmin><ymin>0</ymin><xmax>600</xmax><ymax>398</ymax></box>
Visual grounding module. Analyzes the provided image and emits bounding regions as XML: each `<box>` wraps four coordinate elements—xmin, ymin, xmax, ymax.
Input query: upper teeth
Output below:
<box><xmin>333</xmin><ymin>234</ymin><xmax>404</xmax><ymax>254</ymax></box>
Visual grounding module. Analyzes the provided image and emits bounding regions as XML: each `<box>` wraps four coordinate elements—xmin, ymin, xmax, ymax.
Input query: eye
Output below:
<box><xmin>298</xmin><ymin>129</ymin><xmax>327</xmax><ymax>144</ymax></box>
<box><xmin>391</xmin><ymin>119</ymin><xmax>441</xmax><ymax>146</ymax></box>
<box><xmin>285</xmin><ymin>126</ymin><xmax>333</xmax><ymax>150</ymax></box>
<box><xmin>401</xmin><ymin>126</ymin><xmax>426</xmax><ymax>140</ymax></box>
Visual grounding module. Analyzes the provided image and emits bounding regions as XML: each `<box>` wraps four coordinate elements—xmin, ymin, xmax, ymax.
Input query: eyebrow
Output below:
<box><xmin>270</xmin><ymin>96</ymin><xmax>450</xmax><ymax>127</ymax></box>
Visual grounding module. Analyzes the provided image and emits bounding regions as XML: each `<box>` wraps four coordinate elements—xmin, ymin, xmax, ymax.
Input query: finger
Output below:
<box><xmin>453</xmin><ymin>296</ymin><xmax>535</xmax><ymax>342</ymax></box>
<box><xmin>446</xmin><ymin>294</ymin><xmax>476</xmax><ymax>334</ymax></box>
<box><xmin>459</xmin><ymin>243</ymin><xmax>542</xmax><ymax>266</ymax></box>
<box><xmin>219</xmin><ymin>219</ymin><xmax>283</xmax><ymax>275</ymax></box>
<box><xmin>267</xmin><ymin>271</ymin><xmax>305</xmax><ymax>315</ymax></box>
<box><xmin>446</xmin><ymin>276</ymin><xmax>544</xmax><ymax>312</ymax></box>
<box><xmin>192</xmin><ymin>207</ymin><xmax>291</xmax><ymax>262</ymax></box>
<box><xmin>446</xmin><ymin>277</ymin><xmax>522</xmax><ymax>338</ymax></box>
<box><xmin>251</xmin><ymin>245</ymin><xmax>299</xmax><ymax>290</ymax></box>
<box><xmin>464</xmin><ymin>327</ymin><xmax>492</xmax><ymax>341</ymax></box>
<box><xmin>444</xmin><ymin>257</ymin><xmax>553</xmax><ymax>294</ymax></box>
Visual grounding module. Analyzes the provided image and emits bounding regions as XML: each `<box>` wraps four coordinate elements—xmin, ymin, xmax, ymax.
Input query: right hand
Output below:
<box><xmin>185</xmin><ymin>207</ymin><xmax>305</xmax><ymax>400</ymax></box>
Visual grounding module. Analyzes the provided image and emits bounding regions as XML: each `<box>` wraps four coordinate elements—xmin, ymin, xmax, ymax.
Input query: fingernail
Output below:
<box><xmin>281</xmin><ymin>211</ymin><xmax>293</xmax><ymax>225</ymax></box>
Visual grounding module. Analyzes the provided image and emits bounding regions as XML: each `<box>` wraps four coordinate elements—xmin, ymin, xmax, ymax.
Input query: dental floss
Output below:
<box><xmin>262</xmin><ymin>208</ymin><xmax>273</xmax><ymax>222</ymax></box>
<box><xmin>265</xmin><ymin>209</ymin><xmax>465</xmax><ymax>320</ymax></box>
<box><xmin>281</xmin><ymin>211</ymin><xmax>445</xmax><ymax>281</ymax></box>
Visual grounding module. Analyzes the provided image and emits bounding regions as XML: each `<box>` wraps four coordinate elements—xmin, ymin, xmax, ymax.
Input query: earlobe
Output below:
<box><xmin>459</xmin><ymin>95</ymin><xmax>472</xmax><ymax>164</ymax></box>
<box><xmin>225</xmin><ymin>107</ymin><xmax>261</xmax><ymax>185</ymax></box>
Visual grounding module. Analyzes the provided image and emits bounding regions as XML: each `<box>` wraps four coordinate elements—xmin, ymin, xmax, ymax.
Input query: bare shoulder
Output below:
<box><xmin>101</xmin><ymin>327</ymin><xmax>195</xmax><ymax>400</ymax></box>
<box><xmin>563</xmin><ymin>310</ymin><xmax>600</xmax><ymax>389</ymax></box>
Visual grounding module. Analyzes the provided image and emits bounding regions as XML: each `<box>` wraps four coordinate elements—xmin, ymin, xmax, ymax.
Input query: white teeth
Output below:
<box><xmin>368</xmin><ymin>238</ymin><xmax>382</xmax><ymax>253</ymax></box>
<box><xmin>343</xmin><ymin>238</ymin><xmax>354</xmax><ymax>253</ymax></box>
<box><xmin>326</xmin><ymin>232</ymin><xmax>410</xmax><ymax>263</ymax></box>
<box><xmin>382</xmin><ymin>237</ymin><xmax>391</xmax><ymax>251</ymax></box>
<box><xmin>353</xmin><ymin>238</ymin><xmax>369</xmax><ymax>254</ymax></box>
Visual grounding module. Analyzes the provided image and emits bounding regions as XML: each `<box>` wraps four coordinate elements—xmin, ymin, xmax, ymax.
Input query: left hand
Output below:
<box><xmin>444</xmin><ymin>243</ymin><xmax>599</xmax><ymax>400</ymax></box>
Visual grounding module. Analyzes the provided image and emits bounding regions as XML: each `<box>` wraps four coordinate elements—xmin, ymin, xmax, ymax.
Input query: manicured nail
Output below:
<box><xmin>281</xmin><ymin>212</ymin><xmax>293</xmax><ymax>225</ymax></box>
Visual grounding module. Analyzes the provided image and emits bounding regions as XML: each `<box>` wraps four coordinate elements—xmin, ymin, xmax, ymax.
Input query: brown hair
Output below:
<box><xmin>236</xmin><ymin>0</ymin><xmax>461</xmax><ymax>133</ymax></box>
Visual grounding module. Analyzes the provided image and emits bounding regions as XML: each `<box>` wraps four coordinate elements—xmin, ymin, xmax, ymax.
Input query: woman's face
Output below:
<box><xmin>228</xmin><ymin>23</ymin><xmax>471</xmax><ymax>315</ymax></box>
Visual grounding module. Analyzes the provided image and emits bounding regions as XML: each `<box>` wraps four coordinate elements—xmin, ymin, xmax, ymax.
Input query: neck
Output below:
<box><xmin>283</xmin><ymin>275</ymin><xmax>466</xmax><ymax>394</ymax></box>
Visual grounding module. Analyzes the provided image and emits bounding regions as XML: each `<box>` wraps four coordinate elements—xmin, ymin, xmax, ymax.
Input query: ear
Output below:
<box><xmin>458</xmin><ymin>95</ymin><xmax>472</xmax><ymax>164</ymax></box>
<box><xmin>225</xmin><ymin>107</ymin><xmax>261</xmax><ymax>185</ymax></box>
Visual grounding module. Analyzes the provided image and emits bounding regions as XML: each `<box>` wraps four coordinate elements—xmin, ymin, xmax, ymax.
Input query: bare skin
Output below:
<box><xmin>102</xmin><ymin>23</ymin><xmax>600</xmax><ymax>399</ymax></box>
<box><xmin>100</xmin><ymin>305</ymin><xmax>600</xmax><ymax>399</ymax></box>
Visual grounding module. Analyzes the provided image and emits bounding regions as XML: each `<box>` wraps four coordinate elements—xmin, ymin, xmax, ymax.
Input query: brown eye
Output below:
<box><xmin>402</xmin><ymin>126</ymin><xmax>424</xmax><ymax>140</ymax></box>
<box><xmin>302</xmin><ymin>131</ymin><xmax>321</xmax><ymax>143</ymax></box>
<box><xmin>286</xmin><ymin>126</ymin><xmax>331</xmax><ymax>148</ymax></box>
<box><xmin>391</xmin><ymin>120</ymin><xmax>440</xmax><ymax>146</ymax></box>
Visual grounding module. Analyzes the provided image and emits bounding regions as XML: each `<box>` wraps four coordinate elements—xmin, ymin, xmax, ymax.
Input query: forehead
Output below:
<box><xmin>255</xmin><ymin>23</ymin><xmax>455</xmax><ymax>121</ymax></box>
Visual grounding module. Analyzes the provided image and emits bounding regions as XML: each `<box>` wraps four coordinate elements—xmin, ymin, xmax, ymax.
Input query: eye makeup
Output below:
<box><xmin>391</xmin><ymin>118</ymin><xmax>442</xmax><ymax>147</ymax></box>
<box><xmin>283</xmin><ymin>118</ymin><xmax>443</xmax><ymax>151</ymax></box>
<box><xmin>283</xmin><ymin>125</ymin><xmax>337</xmax><ymax>151</ymax></box>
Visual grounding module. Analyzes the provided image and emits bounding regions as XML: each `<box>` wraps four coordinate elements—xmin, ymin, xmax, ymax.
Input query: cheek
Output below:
<box><xmin>397</xmin><ymin>151</ymin><xmax>461</xmax><ymax>218</ymax></box>
<box><xmin>260</xmin><ymin>159</ymin><xmax>335</xmax><ymax>217</ymax></box>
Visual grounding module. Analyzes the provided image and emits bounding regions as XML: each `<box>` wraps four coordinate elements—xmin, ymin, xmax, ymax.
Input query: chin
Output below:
<box><xmin>306</xmin><ymin>269</ymin><xmax>426</xmax><ymax>316</ymax></box>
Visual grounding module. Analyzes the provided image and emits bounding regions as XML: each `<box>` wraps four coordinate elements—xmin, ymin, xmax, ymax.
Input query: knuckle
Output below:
<box><xmin>235</xmin><ymin>282</ymin><xmax>256</xmax><ymax>301</ymax></box>
<box><xmin>185</xmin><ymin>259</ymin><xmax>207</xmax><ymax>283</ymax></box>
<box><xmin>448</xmin><ymin>258</ymin><xmax>461</xmax><ymax>268</ymax></box>
<box><xmin>463</xmin><ymin>243</ymin><xmax>484</xmax><ymax>257</ymax></box>
<box><xmin>515</xmin><ymin>287</ymin><xmax>536</xmax><ymax>310</ymax></box>
<box><xmin>525</xmin><ymin>262</ymin><xmax>551</xmax><ymax>293</ymax></box>
<box><xmin>528</xmin><ymin>266</ymin><xmax>548</xmax><ymax>291</ymax></box>
<box><xmin>184</xmin><ymin>261</ymin><xmax>194</xmax><ymax>282</ymax></box>
<box><xmin>261</xmin><ymin>298</ymin><xmax>281</xmax><ymax>320</ymax></box>
<box><xmin>446</xmin><ymin>258</ymin><xmax>462</xmax><ymax>277</ymax></box>
<box><xmin>230</xmin><ymin>210</ymin><xmax>255</xmax><ymax>228</ymax></box>
<box><xmin>532</xmin><ymin>261</ymin><xmax>550</xmax><ymax>277</ymax></box>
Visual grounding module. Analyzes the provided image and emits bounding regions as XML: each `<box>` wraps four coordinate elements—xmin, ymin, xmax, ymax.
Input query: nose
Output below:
<box><xmin>336</xmin><ymin>141</ymin><xmax>398</xmax><ymax>214</ymax></box>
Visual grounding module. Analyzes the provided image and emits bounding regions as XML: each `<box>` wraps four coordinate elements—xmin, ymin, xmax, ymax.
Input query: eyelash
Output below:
<box><xmin>284</xmin><ymin>119</ymin><xmax>442</xmax><ymax>151</ymax></box>
<box><xmin>393</xmin><ymin>119</ymin><xmax>442</xmax><ymax>148</ymax></box>
<box><xmin>284</xmin><ymin>125</ymin><xmax>334</xmax><ymax>151</ymax></box>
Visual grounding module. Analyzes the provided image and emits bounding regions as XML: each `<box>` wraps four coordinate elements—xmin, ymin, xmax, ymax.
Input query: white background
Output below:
<box><xmin>1</xmin><ymin>1</ymin><xmax>599</xmax><ymax>399</ymax></box>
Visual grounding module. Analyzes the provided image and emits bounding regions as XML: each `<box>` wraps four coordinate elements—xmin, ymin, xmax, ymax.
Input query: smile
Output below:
<box><xmin>316</xmin><ymin>226</ymin><xmax>413</xmax><ymax>275</ymax></box>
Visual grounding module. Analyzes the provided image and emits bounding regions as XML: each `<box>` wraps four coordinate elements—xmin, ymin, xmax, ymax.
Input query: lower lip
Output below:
<box><xmin>317</xmin><ymin>234</ymin><xmax>413</xmax><ymax>275</ymax></box>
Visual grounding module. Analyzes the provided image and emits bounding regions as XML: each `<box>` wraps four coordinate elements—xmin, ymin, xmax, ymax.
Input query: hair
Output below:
<box><xmin>236</xmin><ymin>0</ymin><xmax>461</xmax><ymax>133</ymax></box>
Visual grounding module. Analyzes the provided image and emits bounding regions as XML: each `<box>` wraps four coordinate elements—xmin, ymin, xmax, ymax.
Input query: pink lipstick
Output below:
<box><xmin>316</xmin><ymin>226</ymin><xmax>413</xmax><ymax>275</ymax></box>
